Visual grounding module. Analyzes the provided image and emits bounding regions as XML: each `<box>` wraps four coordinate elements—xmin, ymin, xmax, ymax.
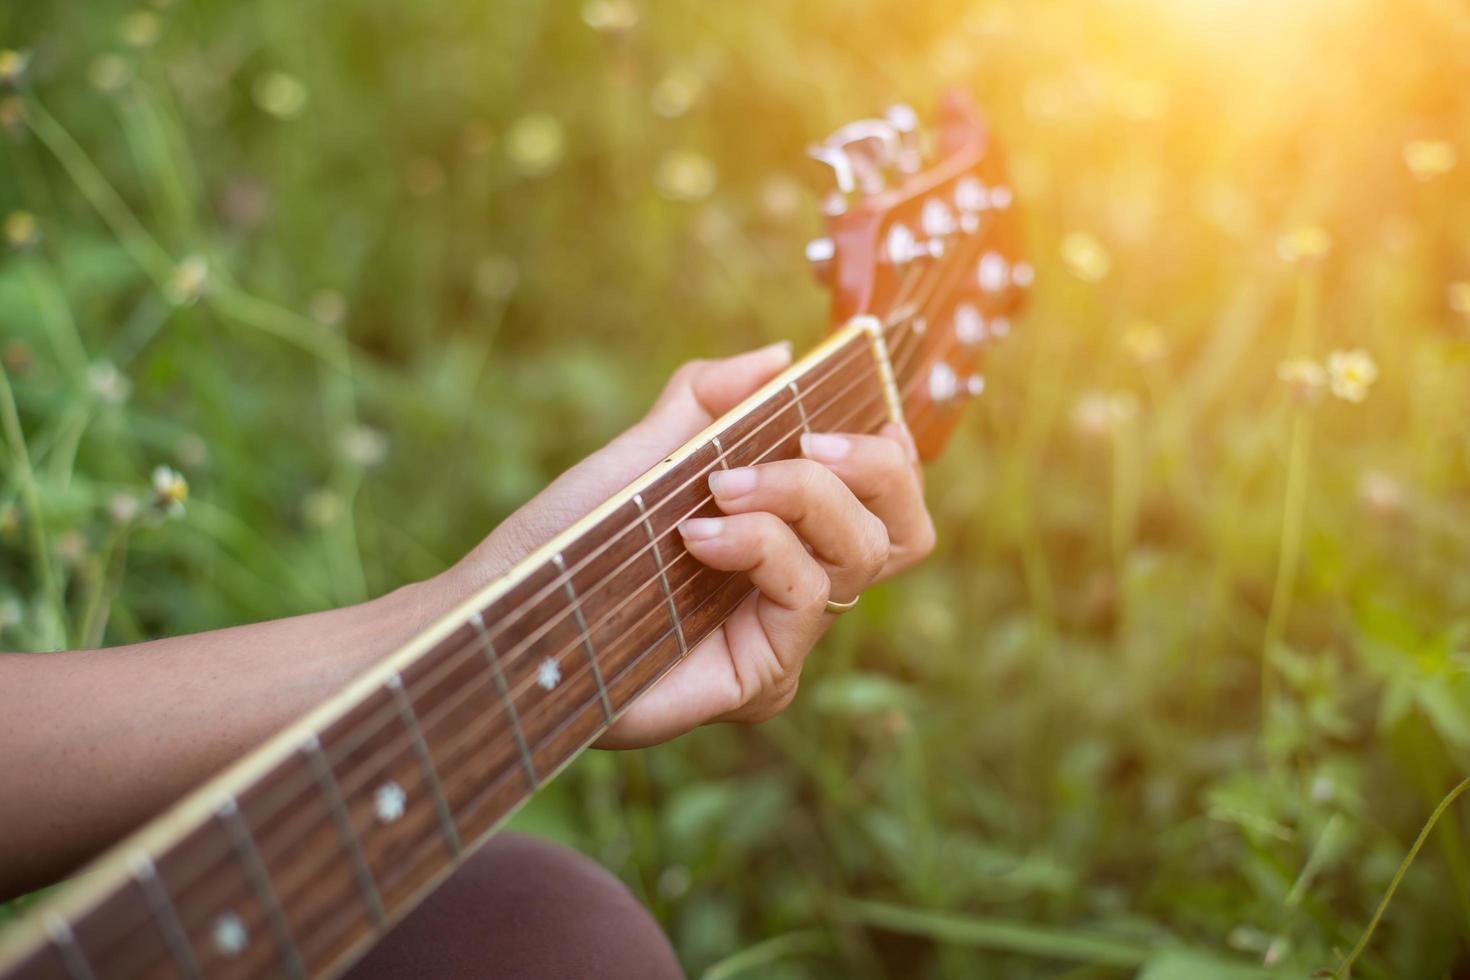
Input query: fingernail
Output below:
<box><xmin>801</xmin><ymin>432</ymin><xmax>850</xmax><ymax>462</ymax></box>
<box><xmin>757</xmin><ymin>340</ymin><xmax>793</xmax><ymax>366</ymax></box>
<box><xmin>709</xmin><ymin>467</ymin><xmax>758</xmax><ymax>498</ymax></box>
<box><xmin>679</xmin><ymin>518</ymin><xmax>725</xmax><ymax>541</ymax></box>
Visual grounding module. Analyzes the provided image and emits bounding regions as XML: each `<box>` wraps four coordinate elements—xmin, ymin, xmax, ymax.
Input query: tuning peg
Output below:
<box><xmin>885</xmin><ymin>103</ymin><xmax>924</xmax><ymax>174</ymax></box>
<box><xmin>978</xmin><ymin>251</ymin><xmax>1010</xmax><ymax>293</ymax></box>
<box><xmin>953</xmin><ymin>176</ymin><xmax>989</xmax><ymax>234</ymax></box>
<box><xmin>823</xmin><ymin>119</ymin><xmax>902</xmax><ymax>195</ymax></box>
<box><xmin>921</xmin><ymin>198</ymin><xmax>957</xmax><ymax>238</ymax></box>
<box><xmin>806</xmin><ymin>236</ymin><xmax>836</xmax><ymax>283</ymax></box>
<box><xmin>954</xmin><ymin>303</ymin><xmax>986</xmax><ymax>346</ymax></box>
<box><xmin>884</xmin><ymin>222</ymin><xmax>945</xmax><ymax>265</ymax></box>
<box><xmin>807</xmin><ymin>145</ymin><xmax>856</xmax><ymax>216</ymax></box>
<box><xmin>929</xmin><ymin>362</ymin><xmax>986</xmax><ymax>407</ymax></box>
<box><xmin>928</xmin><ymin>362</ymin><xmax>959</xmax><ymax>404</ymax></box>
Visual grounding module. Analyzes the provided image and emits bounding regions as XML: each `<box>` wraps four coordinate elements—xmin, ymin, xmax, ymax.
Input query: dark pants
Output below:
<box><xmin>346</xmin><ymin>833</ymin><xmax>684</xmax><ymax>979</ymax></box>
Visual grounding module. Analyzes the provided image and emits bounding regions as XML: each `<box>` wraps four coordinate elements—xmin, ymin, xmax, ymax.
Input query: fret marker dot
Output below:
<box><xmin>537</xmin><ymin>657</ymin><xmax>563</xmax><ymax>691</ymax></box>
<box><xmin>375</xmin><ymin>781</ymin><xmax>407</xmax><ymax>824</ymax></box>
<box><xmin>213</xmin><ymin>911</ymin><xmax>247</xmax><ymax>957</ymax></box>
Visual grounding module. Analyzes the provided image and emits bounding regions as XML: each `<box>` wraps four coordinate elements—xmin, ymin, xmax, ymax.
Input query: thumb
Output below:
<box><xmin>639</xmin><ymin>341</ymin><xmax>793</xmax><ymax>444</ymax></box>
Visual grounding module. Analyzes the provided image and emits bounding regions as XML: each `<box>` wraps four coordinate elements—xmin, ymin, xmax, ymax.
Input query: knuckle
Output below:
<box><xmin>912</xmin><ymin>513</ymin><xmax>938</xmax><ymax>559</ymax></box>
<box><xmin>752</xmin><ymin>680</ymin><xmax>801</xmax><ymax>722</ymax></box>
<box><xmin>876</xmin><ymin>435</ymin><xmax>909</xmax><ymax>473</ymax></box>
<box><xmin>752</xmin><ymin>511</ymin><xmax>789</xmax><ymax>550</ymax></box>
<box><xmin>670</xmin><ymin>359</ymin><xmax>710</xmax><ymax>387</ymax></box>
<box><xmin>766</xmin><ymin>682</ymin><xmax>800</xmax><ymax>718</ymax></box>
<box><xmin>861</xmin><ymin>519</ymin><xmax>891</xmax><ymax>578</ymax></box>
<box><xmin>791</xmin><ymin>458</ymin><xmax>827</xmax><ymax>496</ymax></box>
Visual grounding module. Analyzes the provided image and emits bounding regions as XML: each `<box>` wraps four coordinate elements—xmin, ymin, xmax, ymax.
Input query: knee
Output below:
<box><xmin>347</xmin><ymin>833</ymin><xmax>683</xmax><ymax>980</ymax></box>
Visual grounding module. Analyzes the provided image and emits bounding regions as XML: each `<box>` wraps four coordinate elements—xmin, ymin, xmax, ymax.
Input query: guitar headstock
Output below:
<box><xmin>806</xmin><ymin>91</ymin><xmax>1030</xmax><ymax>460</ymax></box>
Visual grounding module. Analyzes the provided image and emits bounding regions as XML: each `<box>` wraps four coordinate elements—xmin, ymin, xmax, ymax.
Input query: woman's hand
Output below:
<box><xmin>442</xmin><ymin>342</ymin><xmax>936</xmax><ymax>749</ymax></box>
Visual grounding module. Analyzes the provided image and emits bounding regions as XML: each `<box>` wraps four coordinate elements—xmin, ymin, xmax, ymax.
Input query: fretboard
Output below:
<box><xmin>0</xmin><ymin>316</ymin><xmax>910</xmax><ymax>980</ymax></box>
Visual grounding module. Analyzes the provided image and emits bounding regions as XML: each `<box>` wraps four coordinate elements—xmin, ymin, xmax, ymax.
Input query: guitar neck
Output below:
<box><xmin>0</xmin><ymin>316</ymin><xmax>907</xmax><ymax>980</ymax></box>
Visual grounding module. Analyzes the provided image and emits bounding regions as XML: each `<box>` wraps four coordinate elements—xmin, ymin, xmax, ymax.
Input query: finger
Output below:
<box><xmin>678</xmin><ymin>512</ymin><xmax>830</xmax><ymax>678</ymax></box>
<box><xmin>636</xmin><ymin>342</ymin><xmax>793</xmax><ymax>446</ymax></box>
<box><xmin>707</xmin><ymin>460</ymin><xmax>888</xmax><ymax>602</ymax></box>
<box><xmin>799</xmin><ymin>425</ymin><xmax>936</xmax><ymax>575</ymax></box>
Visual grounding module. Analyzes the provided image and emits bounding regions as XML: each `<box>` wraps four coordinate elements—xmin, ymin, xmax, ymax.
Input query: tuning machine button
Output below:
<box><xmin>928</xmin><ymin>362</ymin><xmax>958</xmax><ymax>404</ymax></box>
<box><xmin>921</xmin><ymin>198</ymin><xmax>956</xmax><ymax>238</ymax></box>
<box><xmin>929</xmin><ymin>362</ymin><xmax>986</xmax><ymax>407</ymax></box>
<box><xmin>807</xmin><ymin>145</ymin><xmax>855</xmax><ymax>216</ymax></box>
<box><xmin>806</xmin><ymin>236</ymin><xmax>836</xmax><ymax>283</ymax></box>
<box><xmin>884</xmin><ymin>222</ymin><xmax>944</xmax><ymax>265</ymax></box>
<box><xmin>885</xmin><ymin>103</ymin><xmax>924</xmax><ymax>174</ymax></box>
<box><xmin>955</xmin><ymin>176</ymin><xmax>988</xmax><ymax>213</ymax></box>
<box><xmin>978</xmin><ymin>252</ymin><xmax>1010</xmax><ymax>293</ymax></box>
<box><xmin>818</xmin><ymin>119</ymin><xmax>901</xmax><ymax>196</ymax></box>
<box><xmin>954</xmin><ymin>303</ymin><xmax>987</xmax><ymax>346</ymax></box>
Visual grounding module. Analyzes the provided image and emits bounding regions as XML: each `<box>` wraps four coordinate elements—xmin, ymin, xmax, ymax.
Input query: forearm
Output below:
<box><xmin>0</xmin><ymin>575</ymin><xmax>459</xmax><ymax>901</ymax></box>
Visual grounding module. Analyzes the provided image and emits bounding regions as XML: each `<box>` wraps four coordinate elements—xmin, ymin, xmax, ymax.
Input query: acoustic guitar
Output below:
<box><xmin>0</xmin><ymin>90</ymin><xmax>1030</xmax><ymax>980</ymax></box>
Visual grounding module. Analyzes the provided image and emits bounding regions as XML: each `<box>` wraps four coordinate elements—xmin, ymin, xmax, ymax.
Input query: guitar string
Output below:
<box><xmin>102</xmin><ymin>389</ymin><xmax>898</xmax><ymax>980</ymax></box>
<box><xmin>97</xmin><ymin>231</ymin><xmax>991</xmax><ymax>977</ymax></box>
<box><xmin>431</xmin><ymin>256</ymin><xmax>932</xmax><ymax>666</ymax></box>
<box><xmin>98</xmin><ymin>230</ymin><xmax>994</xmax><ymax>974</ymax></box>
<box><xmin>91</xmin><ymin>315</ymin><xmax>920</xmax><ymax>975</ymax></box>
<box><xmin>228</xmin><ymin>294</ymin><xmax>976</xmax><ymax>975</ymax></box>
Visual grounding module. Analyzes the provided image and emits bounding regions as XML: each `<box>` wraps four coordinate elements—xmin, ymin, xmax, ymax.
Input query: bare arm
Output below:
<box><xmin>0</xmin><ymin>579</ymin><xmax>456</xmax><ymax>899</ymax></box>
<box><xmin>0</xmin><ymin>343</ymin><xmax>934</xmax><ymax>900</ymax></box>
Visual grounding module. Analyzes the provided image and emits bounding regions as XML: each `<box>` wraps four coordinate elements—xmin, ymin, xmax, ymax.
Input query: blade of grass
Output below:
<box><xmin>830</xmin><ymin>898</ymin><xmax>1152</xmax><ymax>968</ymax></box>
<box><xmin>701</xmin><ymin>930</ymin><xmax>833</xmax><ymax>980</ymax></box>
<box><xmin>0</xmin><ymin>363</ymin><xmax>64</xmax><ymax>649</ymax></box>
<box><xmin>1331</xmin><ymin>776</ymin><xmax>1470</xmax><ymax>979</ymax></box>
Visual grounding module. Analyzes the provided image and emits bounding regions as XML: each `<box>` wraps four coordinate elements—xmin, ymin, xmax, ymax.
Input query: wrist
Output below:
<box><xmin>363</xmin><ymin>573</ymin><xmax>467</xmax><ymax>655</ymax></box>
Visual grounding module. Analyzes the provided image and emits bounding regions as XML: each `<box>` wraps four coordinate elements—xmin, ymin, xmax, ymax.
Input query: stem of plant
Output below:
<box><xmin>0</xmin><ymin>364</ymin><xmax>65</xmax><ymax>649</ymax></box>
<box><xmin>1333</xmin><ymin>777</ymin><xmax>1470</xmax><ymax>979</ymax></box>
<box><xmin>1262</xmin><ymin>409</ymin><xmax>1311</xmax><ymax>730</ymax></box>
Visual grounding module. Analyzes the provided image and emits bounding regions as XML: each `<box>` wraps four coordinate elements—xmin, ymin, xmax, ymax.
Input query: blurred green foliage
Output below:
<box><xmin>5</xmin><ymin>0</ymin><xmax>1470</xmax><ymax>976</ymax></box>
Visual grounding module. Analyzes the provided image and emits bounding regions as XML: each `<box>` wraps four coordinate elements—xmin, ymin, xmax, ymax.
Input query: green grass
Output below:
<box><xmin>4</xmin><ymin>0</ymin><xmax>1470</xmax><ymax>976</ymax></box>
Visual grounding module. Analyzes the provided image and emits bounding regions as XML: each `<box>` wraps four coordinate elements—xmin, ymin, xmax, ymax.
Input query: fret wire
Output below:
<box><xmin>46</xmin><ymin>915</ymin><xmax>98</xmax><ymax>980</ymax></box>
<box><xmin>404</xmin><ymin>379</ymin><xmax>883</xmax><ymax>755</ymax></box>
<box><xmin>217</xmin><ymin>797</ymin><xmax>306</xmax><ymax>980</ymax></box>
<box><xmin>103</xmin><ymin>382</ymin><xmax>893</xmax><ymax>980</ymax></box>
<box><xmin>470</xmin><ymin>611</ymin><xmax>539</xmax><ymax>790</ymax></box>
<box><xmin>85</xmin><ymin>323</ymin><xmax>913</xmax><ymax>974</ymax></box>
<box><xmin>458</xmin><ymin>338</ymin><xmax>870</xmax><ymax>674</ymax></box>
<box><xmin>634</xmin><ymin>493</ymin><xmax>686</xmax><ymax>658</ymax></box>
<box><xmin>55</xmin><ymin>273</ymin><xmax>941</xmax><ymax>977</ymax></box>
<box><xmin>386</xmin><ymin>673</ymin><xmax>464</xmax><ymax>856</ymax></box>
<box><xmin>370</xmin><ymin>393</ymin><xmax>891</xmax><ymax>824</ymax></box>
<box><xmin>130</xmin><ymin>854</ymin><xmax>203</xmax><ymax>980</ymax></box>
<box><xmin>788</xmin><ymin>381</ymin><xmax>811</xmax><ymax>435</ymax></box>
<box><xmin>101</xmin><ymin>353</ymin><xmax>893</xmax><ymax>948</ymax></box>
<box><xmin>301</xmin><ymin>734</ymin><xmax>387</xmax><ymax>928</ymax></box>
<box><xmin>711</xmin><ymin>435</ymin><xmax>730</xmax><ymax>469</ymax></box>
<box><xmin>552</xmin><ymin>552</ymin><xmax>615</xmax><ymax>720</ymax></box>
<box><xmin>434</xmin><ymin>399</ymin><xmax>896</xmax><ymax>831</ymax></box>
<box><xmin>465</xmin><ymin>346</ymin><xmax>869</xmax><ymax>707</ymax></box>
<box><xmin>446</xmin><ymin>353</ymin><xmax>867</xmax><ymax>711</ymax></box>
<box><xmin>104</xmin><ymin>371</ymin><xmax>875</xmax><ymax>964</ymax></box>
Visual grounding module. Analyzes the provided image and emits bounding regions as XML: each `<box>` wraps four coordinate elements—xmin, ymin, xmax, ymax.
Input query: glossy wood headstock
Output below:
<box><xmin>807</xmin><ymin>91</ymin><xmax>1030</xmax><ymax>460</ymax></box>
